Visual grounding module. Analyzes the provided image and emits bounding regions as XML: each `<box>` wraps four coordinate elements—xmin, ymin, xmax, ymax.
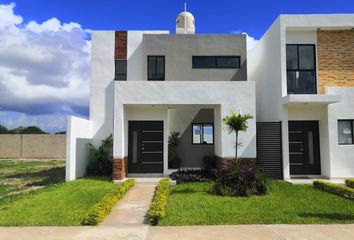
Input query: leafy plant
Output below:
<box><xmin>211</xmin><ymin>160</ymin><xmax>268</xmax><ymax>197</ymax></box>
<box><xmin>81</xmin><ymin>179</ymin><xmax>135</xmax><ymax>225</ymax></box>
<box><xmin>87</xmin><ymin>134</ymin><xmax>113</xmax><ymax>176</ymax></box>
<box><xmin>345</xmin><ymin>178</ymin><xmax>354</xmax><ymax>189</ymax></box>
<box><xmin>223</xmin><ymin>112</ymin><xmax>253</xmax><ymax>159</ymax></box>
<box><xmin>168</xmin><ymin>131</ymin><xmax>181</xmax><ymax>169</ymax></box>
<box><xmin>170</xmin><ymin>168</ymin><xmax>217</xmax><ymax>184</ymax></box>
<box><xmin>149</xmin><ymin>178</ymin><xmax>170</xmax><ymax>225</ymax></box>
<box><xmin>203</xmin><ymin>155</ymin><xmax>217</xmax><ymax>171</ymax></box>
<box><xmin>314</xmin><ymin>180</ymin><xmax>354</xmax><ymax>200</ymax></box>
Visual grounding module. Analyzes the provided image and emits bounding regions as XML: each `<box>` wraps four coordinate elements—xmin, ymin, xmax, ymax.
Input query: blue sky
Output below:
<box><xmin>0</xmin><ymin>0</ymin><xmax>353</xmax><ymax>133</ymax></box>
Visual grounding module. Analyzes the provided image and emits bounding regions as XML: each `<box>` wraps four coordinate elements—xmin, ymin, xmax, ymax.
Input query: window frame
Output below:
<box><xmin>338</xmin><ymin>120</ymin><xmax>354</xmax><ymax>145</ymax></box>
<box><xmin>192</xmin><ymin>123</ymin><xmax>214</xmax><ymax>145</ymax></box>
<box><xmin>192</xmin><ymin>56</ymin><xmax>241</xmax><ymax>69</ymax></box>
<box><xmin>147</xmin><ymin>56</ymin><xmax>165</xmax><ymax>81</ymax></box>
<box><xmin>286</xmin><ymin>44</ymin><xmax>317</xmax><ymax>94</ymax></box>
<box><xmin>115</xmin><ymin>60</ymin><xmax>127</xmax><ymax>80</ymax></box>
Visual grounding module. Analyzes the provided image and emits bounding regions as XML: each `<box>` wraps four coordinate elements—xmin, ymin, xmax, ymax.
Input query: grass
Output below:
<box><xmin>159</xmin><ymin>181</ymin><xmax>354</xmax><ymax>225</ymax></box>
<box><xmin>0</xmin><ymin>177</ymin><xmax>116</xmax><ymax>226</ymax></box>
<box><xmin>0</xmin><ymin>160</ymin><xmax>65</xmax><ymax>199</ymax></box>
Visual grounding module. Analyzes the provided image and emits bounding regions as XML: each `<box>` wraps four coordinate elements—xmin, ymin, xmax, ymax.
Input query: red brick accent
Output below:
<box><xmin>216</xmin><ymin>156</ymin><xmax>256</xmax><ymax>172</ymax></box>
<box><xmin>115</xmin><ymin>31</ymin><xmax>127</xmax><ymax>60</ymax></box>
<box><xmin>318</xmin><ymin>30</ymin><xmax>354</xmax><ymax>93</ymax></box>
<box><xmin>113</xmin><ymin>157</ymin><xmax>127</xmax><ymax>180</ymax></box>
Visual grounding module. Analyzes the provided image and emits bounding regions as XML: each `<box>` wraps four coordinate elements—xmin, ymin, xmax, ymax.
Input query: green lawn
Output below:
<box><xmin>0</xmin><ymin>177</ymin><xmax>116</xmax><ymax>226</ymax></box>
<box><xmin>0</xmin><ymin>160</ymin><xmax>65</xmax><ymax>199</ymax></box>
<box><xmin>159</xmin><ymin>181</ymin><xmax>354</xmax><ymax>225</ymax></box>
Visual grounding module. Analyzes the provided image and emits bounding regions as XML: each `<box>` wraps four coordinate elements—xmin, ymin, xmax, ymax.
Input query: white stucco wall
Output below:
<box><xmin>114</xmin><ymin>81</ymin><xmax>256</xmax><ymax>164</ymax></box>
<box><xmin>65</xmin><ymin>116</ymin><xmax>92</xmax><ymax>181</ymax></box>
<box><xmin>90</xmin><ymin>31</ymin><xmax>115</xmax><ymax>145</ymax></box>
<box><xmin>327</xmin><ymin>87</ymin><xmax>354</xmax><ymax>178</ymax></box>
<box><xmin>127</xmin><ymin>30</ymin><xmax>169</xmax><ymax>81</ymax></box>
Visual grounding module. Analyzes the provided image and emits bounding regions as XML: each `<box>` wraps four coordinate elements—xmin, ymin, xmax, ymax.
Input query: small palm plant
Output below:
<box><xmin>87</xmin><ymin>134</ymin><xmax>113</xmax><ymax>176</ymax></box>
<box><xmin>223</xmin><ymin>112</ymin><xmax>253</xmax><ymax>160</ymax></box>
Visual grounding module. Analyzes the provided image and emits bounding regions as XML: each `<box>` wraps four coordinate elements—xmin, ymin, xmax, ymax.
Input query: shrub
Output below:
<box><xmin>211</xmin><ymin>160</ymin><xmax>268</xmax><ymax>197</ymax></box>
<box><xmin>203</xmin><ymin>155</ymin><xmax>217</xmax><ymax>170</ymax></box>
<box><xmin>81</xmin><ymin>179</ymin><xmax>135</xmax><ymax>225</ymax></box>
<box><xmin>87</xmin><ymin>134</ymin><xmax>113</xmax><ymax>176</ymax></box>
<box><xmin>170</xmin><ymin>168</ymin><xmax>216</xmax><ymax>184</ymax></box>
<box><xmin>345</xmin><ymin>178</ymin><xmax>354</xmax><ymax>189</ymax></box>
<box><xmin>313</xmin><ymin>180</ymin><xmax>354</xmax><ymax>200</ymax></box>
<box><xmin>149</xmin><ymin>178</ymin><xmax>170</xmax><ymax>225</ymax></box>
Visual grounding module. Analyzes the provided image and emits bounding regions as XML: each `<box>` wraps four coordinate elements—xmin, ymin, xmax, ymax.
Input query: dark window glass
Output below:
<box><xmin>298</xmin><ymin>45</ymin><xmax>315</xmax><ymax>70</ymax></box>
<box><xmin>338</xmin><ymin>120</ymin><xmax>354</xmax><ymax>145</ymax></box>
<box><xmin>115</xmin><ymin>60</ymin><xmax>127</xmax><ymax>80</ymax></box>
<box><xmin>192</xmin><ymin>123</ymin><xmax>214</xmax><ymax>144</ymax></box>
<box><xmin>286</xmin><ymin>45</ymin><xmax>298</xmax><ymax>70</ymax></box>
<box><xmin>193</xmin><ymin>56</ymin><xmax>216</xmax><ymax>68</ymax></box>
<box><xmin>286</xmin><ymin>44</ymin><xmax>316</xmax><ymax>94</ymax></box>
<box><xmin>148</xmin><ymin>56</ymin><xmax>165</xmax><ymax>80</ymax></box>
<box><xmin>192</xmin><ymin>56</ymin><xmax>240</xmax><ymax>69</ymax></box>
<box><xmin>217</xmin><ymin>57</ymin><xmax>240</xmax><ymax>68</ymax></box>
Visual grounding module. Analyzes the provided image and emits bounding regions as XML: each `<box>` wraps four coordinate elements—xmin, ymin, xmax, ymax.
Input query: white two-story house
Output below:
<box><xmin>66</xmin><ymin>11</ymin><xmax>256</xmax><ymax>181</ymax></box>
<box><xmin>249</xmin><ymin>14</ymin><xmax>354</xmax><ymax>180</ymax></box>
<box><xmin>66</xmin><ymin>12</ymin><xmax>354</xmax><ymax>182</ymax></box>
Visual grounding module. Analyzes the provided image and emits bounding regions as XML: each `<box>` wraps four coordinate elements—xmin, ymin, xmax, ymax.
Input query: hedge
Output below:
<box><xmin>313</xmin><ymin>180</ymin><xmax>354</xmax><ymax>200</ymax></box>
<box><xmin>149</xmin><ymin>178</ymin><xmax>170</xmax><ymax>225</ymax></box>
<box><xmin>345</xmin><ymin>178</ymin><xmax>354</xmax><ymax>189</ymax></box>
<box><xmin>81</xmin><ymin>179</ymin><xmax>135</xmax><ymax>225</ymax></box>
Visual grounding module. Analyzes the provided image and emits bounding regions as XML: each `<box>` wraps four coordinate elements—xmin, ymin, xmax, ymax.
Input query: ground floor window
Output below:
<box><xmin>338</xmin><ymin>120</ymin><xmax>354</xmax><ymax>145</ymax></box>
<box><xmin>192</xmin><ymin>123</ymin><xmax>214</xmax><ymax>144</ymax></box>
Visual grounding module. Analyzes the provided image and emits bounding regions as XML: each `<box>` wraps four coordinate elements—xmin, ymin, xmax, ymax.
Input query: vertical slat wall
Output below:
<box><xmin>256</xmin><ymin>122</ymin><xmax>283</xmax><ymax>179</ymax></box>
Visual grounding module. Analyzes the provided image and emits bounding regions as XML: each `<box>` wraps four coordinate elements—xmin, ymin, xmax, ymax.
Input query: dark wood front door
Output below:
<box><xmin>128</xmin><ymin>121</ymin><xmax>163</xmax><ymax>173</ymax></box>
<box><xmin>289</xmin><ymin>121</ymin><xmax>321</xmax><ymax>175</ymax></box>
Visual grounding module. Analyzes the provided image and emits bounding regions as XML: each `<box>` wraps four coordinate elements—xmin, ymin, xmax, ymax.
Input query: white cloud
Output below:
<box><xmin>230</xmin><ymin>30</ymin><xmax>259</xmax><ymax>52</ymax></box>
<box><xmin>0</xmin><ymin>2</ymin><xmax>91</xmax><ymax>122</ymax></box>
<box><xmin>244</xmin><ymin>33</ymin><xmax>259</xmax><ymax>52</ymax></box>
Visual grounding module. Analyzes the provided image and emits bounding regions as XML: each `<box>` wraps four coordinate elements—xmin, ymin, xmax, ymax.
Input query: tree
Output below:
<box><xmin>223</xmin><ymin>112</ymin><xmax>253</xmax><ymax>160</ymax></box>
<box><xmin>21</xmin><ymin>126</ymin><xmax>46</xmax><ymax>134</ymax></box>
<box><xmin>0</xmin><ymin>124</ymin><xmax>8</xmax><ymax>134</ymax></box>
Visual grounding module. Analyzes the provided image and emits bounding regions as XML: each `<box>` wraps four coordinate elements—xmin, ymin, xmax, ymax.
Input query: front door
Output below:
<box><xmin>289</xmin><ymin>121</ymin><xmax>321</xmax><ymax>175</ymax></box>
<box><xmin>128</xmin><ymin>121</ymin><xmax>163</xmax><ymax>173</ymax></box>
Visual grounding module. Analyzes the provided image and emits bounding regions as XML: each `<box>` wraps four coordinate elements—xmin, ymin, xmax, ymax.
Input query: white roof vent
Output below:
<box><xmin>176</xmin><ymin>3</ymin><xmax>195</xmax><ymax>34</ymax></box>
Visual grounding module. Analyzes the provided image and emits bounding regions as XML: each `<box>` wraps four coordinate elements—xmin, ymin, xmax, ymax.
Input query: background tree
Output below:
<box><xmin>223</xmin><ymin>112</ymin><xmax>253</xmax><ymax>159</ymax></box>
<box><xmin>0</xmin><ymin>124</ymin><xmax>8</xmax><ymax>134</ymax></box>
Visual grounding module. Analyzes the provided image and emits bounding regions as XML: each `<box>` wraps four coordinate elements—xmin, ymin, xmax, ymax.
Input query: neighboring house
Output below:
<box><xmin>66</xmin><ymin>12</ymin><xmax>354</xmax><ymax>182</ymax></box>
<box><xmin>249</xmin><ymin>14</ymin><xmax>354</xmax><ymax>180</ymax></box>
<box><xmin>66</xmin><ymin>10</ymin><xmax>256</xmax><ymax>181</ymax></box>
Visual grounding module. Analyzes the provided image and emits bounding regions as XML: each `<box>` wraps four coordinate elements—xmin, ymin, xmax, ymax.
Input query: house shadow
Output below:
<box><xmin>170</xmin><ymin>188</ymin><xmax>197</xmax><ymax>195</ymax></box>
<box><xmin>7</xmin><ymin>167</ymin><xmax>65</xmax><ymax>186</ymax></box>
<box><xmin>298</xmin><ymin>213</ymin><xmax>354</xmax><ymax>221</ymax></box>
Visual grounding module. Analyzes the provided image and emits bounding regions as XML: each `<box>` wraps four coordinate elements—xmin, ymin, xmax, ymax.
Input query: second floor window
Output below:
<box><xmin>192</xmin><ymin>56</ymin><xmax>240</xmax><ymax>69</ymax></box>
<box><xmin>115</xmin><ymin>60</ymin><xmax>127</xmax><ymax>80</ymax></box>
<box><xmin>286</xmin><ymin>44</ymin><xmax>316</xmax><ymax>94</ymax></box>
<box><xmin>148</xmin><ymin>56</ymin><xmax>165</xmax><ymax>80</ymax></box>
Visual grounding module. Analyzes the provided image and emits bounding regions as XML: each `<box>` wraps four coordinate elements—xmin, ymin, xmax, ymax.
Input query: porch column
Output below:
<box><xmin>113</xmin><ymin>100</ymin><xmax>126</xmax><ymax>180</ymax></box>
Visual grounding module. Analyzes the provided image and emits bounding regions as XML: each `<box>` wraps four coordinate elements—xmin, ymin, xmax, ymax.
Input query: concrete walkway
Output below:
<box><xmin>0</xmin><ymin>182</ymin><xmax>354</xmax><ymax>240</ymax></box>
<box><xmin>1</xmin><ymin>224</ymin><xmax>353</xmax><ymax>240</ymax></box>
<box><xmin>102</xmin><ymin>183</ymin><xmax>156</xmax><ymax>227</ymax></box>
